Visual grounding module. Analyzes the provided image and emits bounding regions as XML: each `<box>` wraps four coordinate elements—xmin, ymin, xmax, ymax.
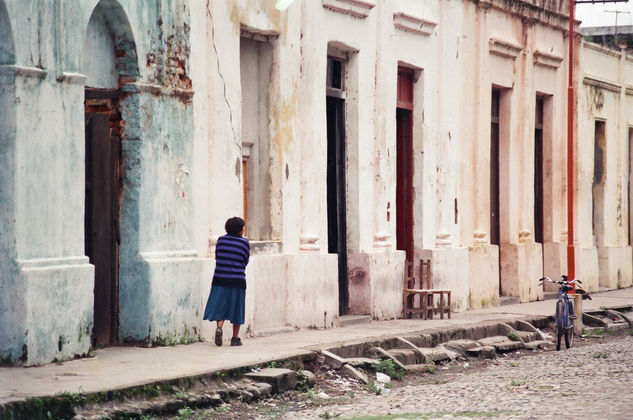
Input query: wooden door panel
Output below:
<box><xmin>85</xmin><ymin>111</ymin><xmax>118</xmax><ymax>346</ymax></box>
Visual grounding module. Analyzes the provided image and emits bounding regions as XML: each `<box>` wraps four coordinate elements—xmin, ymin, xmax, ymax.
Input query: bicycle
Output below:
<box><xmin>539</xmin><ymin>275</ymin><xmax>582</xmax><ymax>351</ymax></box>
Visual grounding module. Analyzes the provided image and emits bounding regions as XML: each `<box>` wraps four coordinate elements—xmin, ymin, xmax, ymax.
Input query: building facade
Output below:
<box><xmin>1</xmin><ymin>0</ymin><xmax>630</xmax><ymax>366</ymax></box>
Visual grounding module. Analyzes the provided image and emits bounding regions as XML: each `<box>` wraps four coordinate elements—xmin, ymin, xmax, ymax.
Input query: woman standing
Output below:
<box><xmin>203</xmin><ymin>217</ymin><xmax>250</xmax><ymax>346</ymax></box>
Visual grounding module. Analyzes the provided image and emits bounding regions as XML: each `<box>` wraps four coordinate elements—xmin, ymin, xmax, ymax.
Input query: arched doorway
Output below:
<box><xmin>83</xmin><ymin>0</ymin><xmax>138</xmax><ymax>346</ymax></box>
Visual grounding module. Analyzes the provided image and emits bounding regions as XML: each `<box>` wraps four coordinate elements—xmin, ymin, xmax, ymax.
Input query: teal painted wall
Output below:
<box><xmin>0</xmin><ymin>0</ymin><xmax>207</xmax><ymax>365</ymax></box>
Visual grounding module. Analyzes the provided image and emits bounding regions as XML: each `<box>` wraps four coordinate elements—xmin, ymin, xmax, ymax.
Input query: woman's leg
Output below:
<box><xmin>215</xmin><ymin>320</ymin><xmax>224</xmax><ymax>346</ymax></box>
<box><xmin>232</xmin><ymin>323</ymin><xmax>241</xmax><ymax>338</ymax></box>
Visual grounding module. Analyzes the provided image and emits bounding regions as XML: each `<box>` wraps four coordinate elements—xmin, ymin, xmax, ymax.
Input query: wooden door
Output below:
<box><xmin>396</xmin><ymin>69</ymin><xmax>414</xmax><ymax>261</ymax></box>
<box><xmin>396</xmin><ymin>109</ymin><xmax>414</xmax><ymax>259</ymax></box>
<box><xmin>327</xmin><ymin>95</ymin><xmax>348</xmax><ymax>316</ymax></box>
<box><xmin>534</xmin><ymin>97</ymin><xmax>544</xmax><ymax>244</ymax></box>
<box><xmin>85</xmin><ymin>110</ymin><xmax>120</xmax><ymax>346</ymax></box>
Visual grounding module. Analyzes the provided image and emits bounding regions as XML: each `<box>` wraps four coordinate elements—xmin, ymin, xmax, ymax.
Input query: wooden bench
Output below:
<box><xmin>402</xmin><ymin>259</ymin><xmax>452</xmax><ymax>320</ymax></box>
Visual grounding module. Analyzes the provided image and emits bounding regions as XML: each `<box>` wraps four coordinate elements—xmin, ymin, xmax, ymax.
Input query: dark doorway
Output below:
<box><xmin>534</xmin><ymin>97</ymin><xmax>544</xmax><ymax>244</ymax></box>
<box><xmin>490</xmin><ymin>89</ymin><xmax>501</xmax><ymax>293</ymax></box>
<box><xmin>326</xmin><ymin>57</ymin><xmax>348</xmax><ymax>316</ymax></box>
<box><xmin>396</xmin><ymin>68</ymin><xmax>414</xmax><ymax>261</ymax></box>
<box><xmin>629</xmin><ymin>128</ymin><xmax>633</xmax><ymax>246</ymax></box>
<box><xmin>490</xmin><ymin>90</ymin><xmax>500</xmax><ymax>248</ymax></box>
<box><xmin>593</xmin><ymin>120</ymin><xmax>606</xmax><ymax>248</ymax></box>
<box><xmin>85</xmin><ymin>89</ymin><xmax>121</xmax><ymax>347</ymax></box>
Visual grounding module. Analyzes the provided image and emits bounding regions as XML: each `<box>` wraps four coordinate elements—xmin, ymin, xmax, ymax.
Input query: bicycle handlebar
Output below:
<box><xmin>538</xmin><ymin>276</ymin><xmax>582</xmax><ymax>285</ymax></box>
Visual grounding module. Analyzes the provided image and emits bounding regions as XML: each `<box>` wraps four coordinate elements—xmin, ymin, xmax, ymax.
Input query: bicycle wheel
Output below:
<box><xmin>565</xmin><ymin>326</ymin><xmax>574</xmax><ymax>348</ymax></box>
<box><xmin>564</xmin><ymin>301</ymin><xmax>575</xmax><ymax>349</ymax></box>
<box><xmin>555</xmin><ymin>301</ymin><xmax>564</xmax><ymax>351</ymax></box>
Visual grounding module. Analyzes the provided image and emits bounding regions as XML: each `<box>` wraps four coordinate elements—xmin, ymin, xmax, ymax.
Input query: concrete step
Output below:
<box><xmin>543</xmin><ymin>292</ymin><xmax>558</xmax><ymax>301</ymax></box>
<box><xmin>516</xmin><ymin>330</ymin><xmax>538</xmax><ymax>342</ymax></box>
<box><xmin>244</xmin><ymin>368</ymin><xmax>298</xmax><ymax>394</ymax></box>
<box><xmin>338</xmin><ymin>315</ymin><xmax>372</xmax><ymax>327</ymax></box>
<box><xmin>524</xmin><ymin>340</ymin><xmax>552</xmax><ymax>350</ymax></box>
<box><xmin>466</xmin><ymin>345</ymin><xmax>496</xmax><ymax>359</ymax></box>
<box><xmin>477</xmin><ymin>335</ymin><xmax>524</xmax><ymax>352</ymax></box>
<box><xmin>386</xmin><ymin>348</ymin><xmax>422</xmax><ymax>365</ymax></box>
<box><xmin>442</xmin><ymin>339</ymin><xmax>480</xmax><ymax>356</ymax></box>
<box><xmin>499</xmin><ymin>296</ymin><xmax>520</xmax><ymax>306</ymax></box>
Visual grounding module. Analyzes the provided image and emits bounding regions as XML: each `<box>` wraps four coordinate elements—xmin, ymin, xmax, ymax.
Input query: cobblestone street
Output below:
<box><xmin>175</xmin><ymin>333</ymin><xmax>631</xmax><ymax>420</ymax></box>
<box><xmin>272</xmin><ymin>335</ymin><xmax>633</xmax><ymax>420</ymax></box>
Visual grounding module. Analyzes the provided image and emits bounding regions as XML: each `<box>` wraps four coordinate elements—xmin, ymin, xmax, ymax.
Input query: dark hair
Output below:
<box><xmin>225</xmin><ymin>217</ymin><xmax>245</xmax><ymax>235</ymax></box>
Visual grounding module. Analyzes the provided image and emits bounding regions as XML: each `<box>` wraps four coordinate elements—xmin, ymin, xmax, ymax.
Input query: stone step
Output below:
<box><xmin>477</xmin><ymin>335</ymin><xmax>524</xmax><ymax>352</ymax></box>
<box><xmin>337</xmin><ymin>315</ymin><xmax>372</xmax><ymax>327</ymax></box>
<box><xmin>403</xmin><ymin>363</ymin><xmax>437</xmax><ymax>373</ymax></box>
<box><xmin>442</xmin><ymin>339</ymin><xmax>480</xmax><ymax>356</ymax></box>
<box><xmin>515</xmin><ymin>330</ymin><xmax>538</xmax><ymax>342</ymax></box>
<box><xmin>386</xmin><ymin>348</ymin><xmax>422</xmax><ymax>365</ymax></box>
<box><xmin>345</xmin><ymin>357</ymin><xmax>381</xmax><ymax>368</ymax></box>
<box><xmin>499</xmin><ymin>296</ymin><xmax>520</xmax><ymax>306</ymax></box>
<box><xmin>417</xmin><ymin>346</ymin><xmax>460</xmax><ymax>362</ymax></box>
<box><xmin>524</xmin><ymin>340</ymin><xmax>552</xmax><ymax>350</ymax></box>
<box><xmin>244</xmin><ymin>368</ymin><xmax>298</xmax><ymax>394</ymax></box>
<box><xmin>466</xmin><ymin>345</ymin><xmax>496</xmax><ymax>359</ymax></box>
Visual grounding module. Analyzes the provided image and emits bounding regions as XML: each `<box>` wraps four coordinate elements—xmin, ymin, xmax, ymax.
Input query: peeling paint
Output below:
<box><xmin>270</xmin><ymin>80</ymin><xmax>299</xmax><ymax>162</ymax></box>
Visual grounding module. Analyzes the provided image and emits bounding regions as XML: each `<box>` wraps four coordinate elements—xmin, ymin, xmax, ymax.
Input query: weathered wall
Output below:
<box><xmin>0</xmin><ymin>0</ymin><xmax>209</xmax><ymax>365</ymax></box>
<box><xmin>458</xmin><ymin>0</ymin><xmax>568</xmax><ymax>304</ymax></box>
<box><xmin>577</xmin><ymin>41</ymin><xmax>633</xmax><ymax>292</ymax></box>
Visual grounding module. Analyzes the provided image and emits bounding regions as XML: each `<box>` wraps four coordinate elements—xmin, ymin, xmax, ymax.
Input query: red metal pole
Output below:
<box><xmin>567</xmin><ymin>0</ymin><xmax>576</xmax><ymax>292</ymax></box>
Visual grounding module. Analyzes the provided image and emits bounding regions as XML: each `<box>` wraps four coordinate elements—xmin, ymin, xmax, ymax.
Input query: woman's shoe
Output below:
<box><xmin>214</xmin><ymin>327</ymin><xmax>223</xmax><ymax>346</ymax></box>
<box><xmin>230</xmin><ymin>337</ymin><xmax>242</xmax><ymax>346</ymax></box>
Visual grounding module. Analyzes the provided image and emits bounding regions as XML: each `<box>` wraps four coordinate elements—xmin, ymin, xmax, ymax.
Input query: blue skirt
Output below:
<box><xmin>203</xmin><ymin>285</ymin><xmax>245</xmax><ymax>325</ymax></box>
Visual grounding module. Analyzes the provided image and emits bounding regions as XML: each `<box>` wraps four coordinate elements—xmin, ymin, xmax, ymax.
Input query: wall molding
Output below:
<box><xmin>584</xmin><ymin>41</ymin><xmax>622</xmax><ymax>59</ymax></box>
<box><xmin>0</xmin><ymin>65</ymin><xmax>47</xmax><ymax>79</ymax></box>
<box><xmin>473</xmin><ymin>230</ymin><xmax>488</xmax><ymax>245</ymax></box>
<box><xmin>17</xmin><ymin>256</ymin><xmax>90</xmax><ymax>270</ymax></box>
<box><xmin>140</xmin><ymin>250</ymin><xmax>199</xmax><ymax>260</ymax></box>
<box><xmin>489</xmin><ymin>38</ymin><xmax>522</xmax><ymax>59</ymax></box>
<box><xmin>393</xmin><ymin>11</ymin><xmax>437</xmax><ymax>36</ymax></box>
<box><xmin>299</xmin><ymin>233</ymin><xmax>321</xmax><ymax>251</ymax></box>
<box><xmin>57</xmin><ymin>72</ymin><xmax>88</xmax><ymax>85</ymax></box>
<box><xmin>240</xmin><ymin>24</ymin><xmax>279</xmax><ymax>42</ymax></box>
<box><xmin>583</xmin><ymin>75</ymin><xmax>621</xmax><ymax>94</ymax></box>
<box><xmin>322</xmin><ymin>0</ymin><xmax>375</xmax><ymax>18</ymax></box>
<box><xmin>122</xmin><ymin>82</ymin><xmax>194</xmax><ymax>101</ymax></box>
<box><xmin>533</xmin><ymin>50</ymin><xmax>563</xmax><ymax>69</ymax></box>
<box><xmin>373</xmin><ymin>231</ymin><xmax>391</xmax><ymax>248</ymax></box>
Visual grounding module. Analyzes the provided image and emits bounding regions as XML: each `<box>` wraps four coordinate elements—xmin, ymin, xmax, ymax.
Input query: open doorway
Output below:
<box><xmin>534</xmin><ymin>96</ymin><xmax>544</xmax><ymax>246</ymax></box>
<box><xmin>629</xmin><ymin>127</ymin><xmax>633</xmax><ymax>246</ymax></box>
<box><xmin>491</xmin><ymin>89</ymin><xmax>501</xmax><ymax>293</ymax></box>
<box><xmin>396</xmin><ymin>68</ymin><xmax>414</xmax><ymax>261</ymax></box>
<box><xmin>593</xmin><ymin>120</ymin><xmax>606</xmax><ymax>250</ymax></box>
<box><xmin>84</xmin><ymin>97</ymin><xmax>121</xmax><ymax>347</ymax></box>
<box><xmin>83</xmin><ymin>0</ymin><xmax>139</xmax><ymax>346</ymax></box>
<box><xmin>326</xmin><ymin>56</ymin><xmax>348</xmax><ymax>316</ymax></box>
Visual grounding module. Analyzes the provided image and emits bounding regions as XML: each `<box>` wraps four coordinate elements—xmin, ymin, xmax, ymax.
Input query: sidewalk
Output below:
<box><xmin>1</xmin><ymin>287</ymin><xmax>632</xmax><ymax>405</ymax></box>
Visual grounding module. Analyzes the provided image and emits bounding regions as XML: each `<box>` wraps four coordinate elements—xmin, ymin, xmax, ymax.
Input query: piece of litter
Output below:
<box><xmin>382</xmin><ymin>387</ymin><xmax>391</xmax><ymax>396</ymax></box>
<box><xmin>376</xmin><ymin>372</ymin><xmax>391</xmax><ymax>384</ymax></box>
<box><xmin>463</xmin><ymin>362</ymin><xmax>469</xmax><ymax>368</ymax></box>
<box><xmin>250</xmin><ymin>368</ymin><xmax>260</xmax><ymax>373</ymax></box>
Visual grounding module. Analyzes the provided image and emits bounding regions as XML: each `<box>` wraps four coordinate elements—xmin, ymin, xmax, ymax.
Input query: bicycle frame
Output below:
<box><xmin>540</xmin><ymin>275</ymin><xmax>580</xmax><ymax>350</ymax></box>
<box><xmin>555</xmin><ymin>283</ymin><xmax>575</xmax><ymax>329</ymax></box>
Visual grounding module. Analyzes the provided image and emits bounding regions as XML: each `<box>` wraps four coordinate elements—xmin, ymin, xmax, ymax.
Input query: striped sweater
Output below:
<box><xmin>211</xmin><ymin>234</ymin><xmax>250</xmax><ymax>289</ymax></box>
